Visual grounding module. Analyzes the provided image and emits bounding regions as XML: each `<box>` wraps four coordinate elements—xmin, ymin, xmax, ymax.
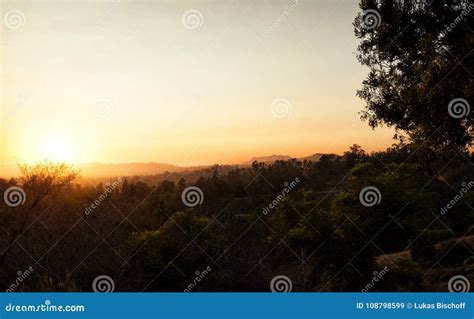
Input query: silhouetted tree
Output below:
<box><xmin>355</xmin><ymin>0</ymin><xmax>473</xmax><ymax>152</ymax></box>
<box><xmin>0</xmin><ymin>161</ymin><xmax>77</xmax><ymax>267</ymax></box>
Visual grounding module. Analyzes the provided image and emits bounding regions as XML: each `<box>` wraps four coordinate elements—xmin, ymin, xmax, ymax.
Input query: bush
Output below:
<box><xmin>411</xmin><ymin>237</ymin><xmax>436</xmax><ymax>265</ymax></box>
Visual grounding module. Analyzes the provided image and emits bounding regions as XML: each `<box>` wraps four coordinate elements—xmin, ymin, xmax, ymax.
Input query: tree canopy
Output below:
<box><xmin>354</xmin><ymin>0</ymin><xmax>473</xmax><ymax>152</ymax></box>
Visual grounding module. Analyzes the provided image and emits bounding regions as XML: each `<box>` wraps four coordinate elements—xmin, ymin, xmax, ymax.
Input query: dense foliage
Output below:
<box><xmin>355</xmin><ymin>0</ymin><xmax>473</xmax><ymax>151</ymax></box>
<box><xmin>1</xmin><ymin>146</ymin><xmax>473</xmax><ymax>292</ymax></box>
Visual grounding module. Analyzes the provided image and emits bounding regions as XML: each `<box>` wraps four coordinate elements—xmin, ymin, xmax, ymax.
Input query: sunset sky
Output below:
<box><xmin>1</xmin><ymin>0</ymin><xmax>394</xmax><ymax>166</ymax></box>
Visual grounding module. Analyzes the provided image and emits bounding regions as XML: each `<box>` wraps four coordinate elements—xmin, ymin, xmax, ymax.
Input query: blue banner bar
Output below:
<box><xmin>1</xmin><ymin>293</ymin><xmax>472</xmax><ymax>319</ymax></box>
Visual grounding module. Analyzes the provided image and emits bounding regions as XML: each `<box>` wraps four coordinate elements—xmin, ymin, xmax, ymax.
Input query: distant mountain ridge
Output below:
<box><xmin>0</xmin><ymin>152</ymin><xmax>333</xmax><ymax>178</ymax></box>
<box><xmin>239</xmin><ymin>153</ymin><xmax>330</xmax><ymax>165</ymax></box>
<box><xmin>243</xmin><ymin>155</ymin><xmax>292</xmax><ymax>164</ymax></box>
<box><xmin>299</xmin><ymin>153</ymin><xmax>328</xmax><ymax>162</ymax></box>
<box><xmin>76</xmin><ymin>162</ymin><xmax>183</xmax><ymax>177</ymax></box>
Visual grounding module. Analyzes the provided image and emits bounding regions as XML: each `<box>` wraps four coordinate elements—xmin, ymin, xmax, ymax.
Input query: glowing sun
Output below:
<box><xmin>38</xmin><ymin>134</ymin><xmax>76</xmax><ymax>162</ymax></box>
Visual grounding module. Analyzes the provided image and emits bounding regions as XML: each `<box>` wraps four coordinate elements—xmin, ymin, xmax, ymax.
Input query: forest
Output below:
<box><xmin>1</xmin><ymin>0</ymin><xmax>473</xmax><ymax>292</ymax></box>
<box><xmin>0</xmin><ymin>143</ymin><xmax>473</xmax><ymax>292</ymax></box>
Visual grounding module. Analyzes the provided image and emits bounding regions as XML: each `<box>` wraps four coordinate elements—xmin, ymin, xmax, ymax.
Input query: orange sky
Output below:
<box><xmin>1</xmin><ymin>0</ymin><xmax>395</xmax><ymax>166</ymax></box>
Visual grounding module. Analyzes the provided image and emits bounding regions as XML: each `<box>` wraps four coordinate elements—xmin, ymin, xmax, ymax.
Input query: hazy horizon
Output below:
<box><xmin>0</xmin><ymin>150</ymin><xmax>341</xmax><ymax>178</ymax></box>
<box><xmin>1</xmin><ymin>0</ymin><xmax>395</xmax><ymax>167</ymax></box>
<box><xmin>1</xmin><ymin>149</ymin><xmax>338</xmax><ymax>165</ymax></box>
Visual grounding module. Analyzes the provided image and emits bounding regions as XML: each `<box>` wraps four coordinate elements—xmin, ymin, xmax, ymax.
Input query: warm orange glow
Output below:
<box><xmin>38</xmin><ymin>134</ymin><xmax>76</xmax><ymax>163</ymax></box>
<box><xmin>0</xmin><ymin>1</ymin><xmax>396</xmax><ymax>167</ymax></box>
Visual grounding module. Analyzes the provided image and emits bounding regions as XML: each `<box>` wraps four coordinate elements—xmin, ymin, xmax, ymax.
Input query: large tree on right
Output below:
<box><xmin>354</xmin><ymin>0</ymin><xmax>473</xmax><ymax>153</ymax></box>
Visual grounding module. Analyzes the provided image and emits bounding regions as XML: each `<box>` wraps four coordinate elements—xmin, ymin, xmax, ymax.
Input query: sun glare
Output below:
<box><xmin>38</xmin><ymin>134</ymin><xmax>76</xmax><ymax>163</ymax></box>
